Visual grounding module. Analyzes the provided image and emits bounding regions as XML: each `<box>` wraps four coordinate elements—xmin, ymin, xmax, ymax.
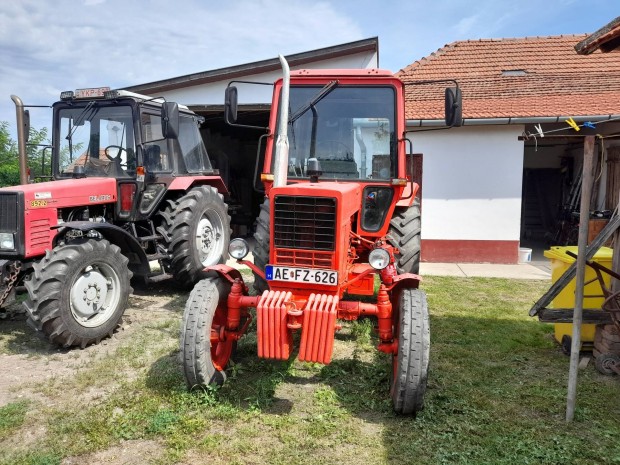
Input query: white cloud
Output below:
<box><xmin>0</xmin><ymin>0</ymin><xmax>362</xmax><ymax>134</ymax></box>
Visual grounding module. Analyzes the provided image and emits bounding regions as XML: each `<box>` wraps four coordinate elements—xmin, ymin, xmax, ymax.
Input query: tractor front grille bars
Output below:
<box><xmin>273</xmin><ymin>195</ymin><xmax>336</xmax><ymax>252</ymax></box>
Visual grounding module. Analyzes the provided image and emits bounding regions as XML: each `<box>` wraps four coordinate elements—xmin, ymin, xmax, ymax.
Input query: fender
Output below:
<box><xmin>387</xmin><ymin>272</ymin><xmax>421</xmax><ymax>292</ymax></box>
<box><xmin>396</xmin><ymin>182</ymin><xmax>420</xmax><ymax>208</ymax></box>
<box><xmin>167</xmin><ymin>176</ymin><xmax>229</xmax><ymax>195</ymax></box>
<box><xmin>53</xmin><ymin>221</ymin><xmax>151</xmax><ymax>276</ymax></box>
<box><xmin>206</xmin><ymin>264</ymin><xmax>246</xmax><ymax>285</ymax></box>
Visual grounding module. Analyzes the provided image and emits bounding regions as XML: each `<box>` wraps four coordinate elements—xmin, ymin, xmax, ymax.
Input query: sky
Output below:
<box><xmin>0</xmin><ymin>0</ymin><xmax>615</xmax><ymax>138</ymax></box>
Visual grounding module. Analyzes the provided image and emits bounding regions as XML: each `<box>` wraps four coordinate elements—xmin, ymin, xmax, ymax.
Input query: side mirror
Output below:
<box><xmin>161</xmin><ymin>102</ymin><xmax>179</xmax><ymax>139</ymax></box>
<box><xmin>24</xmin><ymin>109</ymin><xmax>30</xmax><ymax>143</ymax></box>
<box><xmin>224</xmin><ymin>86</ymin><xmax>238</xmax><ymax>124</ymax></box>
<box><xmin>444</xmin><ymin>87</ymin><xmax>462</xmax><ymax>127</ymax></box>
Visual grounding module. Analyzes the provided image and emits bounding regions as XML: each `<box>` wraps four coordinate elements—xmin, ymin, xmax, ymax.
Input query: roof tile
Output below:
<box><xmin>396</xmin><ymin>35</ymin><xmax>620</xmax><ymax>120</ymax></box>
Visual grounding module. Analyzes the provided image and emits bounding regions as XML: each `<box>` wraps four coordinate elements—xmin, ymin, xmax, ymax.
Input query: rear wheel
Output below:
<box><xmin>157</xmin><ymin>186</ymin><xmax>230</xmax><ymax>287</ymax></box>
<box><xmin>387</xmin><ymin>198</ymin><xmax>421</xmax><ymax>275</ymax></box>
<box><xmin>181</xmin><ymin>277</ymin><xmax>234</xmax><ymax>388</ymax></box>
<box><xmin>23</xmin><ymin>239</ymin><xmax>132</xmax><ymax>348</ymax></box>
<box><xmin>391</xmin><ymin>288</ymin><xmax>430</xmax><ymax>415</ymax></box>
<box><xmin>252</xmin><ymin>199</ymin><xmax>270</xmax><ymax>293</ymax></box>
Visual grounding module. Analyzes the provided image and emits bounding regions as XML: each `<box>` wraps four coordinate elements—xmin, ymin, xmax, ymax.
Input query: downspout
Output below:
<box><xmin>11</xmin><ymin>95</ymin><xmax>29</xmax><ymax>185</ymax></box>
<box><xmin>273</xmin><ymin>55</ymin><xmax>290</xmax><ymax>188</ymax></box>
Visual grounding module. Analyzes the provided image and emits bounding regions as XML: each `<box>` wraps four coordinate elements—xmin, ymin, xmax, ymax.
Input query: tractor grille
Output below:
<box><xmin>0</xmin><ymin>193</ymin><xmax>18</xmax><ymax>232</ymax></box>
<box><xmin>29</xmin><ymin>218</ymin><xmax>51</xmax><ymax>249</ymax></box>
<box><xmin>273</xmin><ymin>195</ymin><xmax>336</xmax><ymax>252</ymax></box>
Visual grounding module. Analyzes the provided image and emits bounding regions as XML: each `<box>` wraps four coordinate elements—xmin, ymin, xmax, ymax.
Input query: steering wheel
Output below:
<box><xmin>104</xmin><ymin>145</ymin><xmax>127</xmax><ymax>163</ymax></box>
<box><xmin>316</xmin><ymin>140</ymin><xmax>353</xmax><ymax>160</ymax></box>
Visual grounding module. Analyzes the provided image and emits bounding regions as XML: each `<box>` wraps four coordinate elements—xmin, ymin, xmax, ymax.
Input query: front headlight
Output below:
<box><xmin>229</xmin><ymin>238</ymin><xmax>250</xmax><ymax>260</ymax></box>
<box><xmin>0</xmin><ymin>233</ymin><xmax>14</xmax><ymax>250</ymax></box>
<box><xmin>369</xmin><ymin>248</ymin><xmax>390</xmax><ymax>270</ymax></box>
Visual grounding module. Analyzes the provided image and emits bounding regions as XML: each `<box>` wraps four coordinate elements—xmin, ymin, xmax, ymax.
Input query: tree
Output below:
<box><xmin>0</xmin><ymin>122</ymin><xmax>20</xmax><ymax>186</ymax></box>
<box><xmin>0</xmin><ymin>122</ymin><xmax>51</xmax><ymax>187</ymax></box>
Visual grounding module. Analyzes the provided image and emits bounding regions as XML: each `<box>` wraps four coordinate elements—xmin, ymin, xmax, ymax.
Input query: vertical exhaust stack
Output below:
<box><xmin>11</xmin><ymin>95</ymin><xmax>29</xmax><ymax>185</ymax></box>
<box><xmin>273</xmin><ymin>55</ymin><xmax>290</xmax><ymax>188</ymax></box>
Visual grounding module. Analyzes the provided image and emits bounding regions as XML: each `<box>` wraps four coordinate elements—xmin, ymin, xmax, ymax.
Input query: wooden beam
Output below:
<box><xmin>566</xmin><ymin>135</ymin><xmax>595</xmax><ymax>422</ymax></box>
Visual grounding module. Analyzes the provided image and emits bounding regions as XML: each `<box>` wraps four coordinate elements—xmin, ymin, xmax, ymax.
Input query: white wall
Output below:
<box><xmin>410</xmin><ymin>125</ymin><xmax>525</xmax><ymax>241</ymax></box>
<box><xmin>157</xmin><ymin>51</ymin><xmax>378</xmax><ymax>105</ymax></box>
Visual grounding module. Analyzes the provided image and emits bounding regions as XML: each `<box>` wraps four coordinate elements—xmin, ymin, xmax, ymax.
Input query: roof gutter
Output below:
<box><xmin>407</xmin><ymin>114</ymin><xmax>620</xmax><ymax>128</ymax></box>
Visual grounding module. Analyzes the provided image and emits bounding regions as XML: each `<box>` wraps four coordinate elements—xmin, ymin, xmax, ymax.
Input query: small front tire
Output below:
<box><xmin>391</xmin><ymin>288</ymin><xmax>430</xmax><ymax>415</ymax></box>
<box><xmin>181</xmin><ymin>277</ymin><xmax>234</xmax><ymax>388</ymax></box>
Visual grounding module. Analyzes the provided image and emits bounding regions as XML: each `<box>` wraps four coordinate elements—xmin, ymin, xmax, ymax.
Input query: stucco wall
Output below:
<box><xmin>409</xmin><ymin>124</ymin><xmax>525</xmax><ymax>242</ymax></box>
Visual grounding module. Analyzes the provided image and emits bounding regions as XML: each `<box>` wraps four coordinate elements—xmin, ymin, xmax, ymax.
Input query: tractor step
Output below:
<box><xmin>145</xmin><ymin>272</ymin><xmax>174</xmax><ymax>284</ymax></box>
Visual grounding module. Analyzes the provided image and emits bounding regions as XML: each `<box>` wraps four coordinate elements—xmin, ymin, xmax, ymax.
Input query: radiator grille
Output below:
<box><xmin>0</xmin><ymin>193</ymin><xmax>18</xmax><ymax>232</ymax></box>
<box><xmin>274</xmin><ymin>196</ymin><xmax>336</xmax><ymax>251</ymax></box>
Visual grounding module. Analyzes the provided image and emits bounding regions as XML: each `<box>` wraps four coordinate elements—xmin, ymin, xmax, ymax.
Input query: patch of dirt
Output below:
<box><xmin>0</xmin><ymin>290</ymin><xmax>184</xmax><ymax>407</ymax></box>
<box><xmin>61</xmin><ymin>439</ymin><xmax>164</xmax><ymax>465</ymax></box>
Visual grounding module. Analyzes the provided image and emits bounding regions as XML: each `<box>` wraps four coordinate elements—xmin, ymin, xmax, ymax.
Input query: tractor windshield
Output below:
<box><xmin>283</xmin><ymin>86</ymin><xmax>396</xmax><ymax>180</ymax></box>
<box><xmin>56</xmin><ymin>104</ymin><xmax>136</xmax><ymax>178</ymax></box>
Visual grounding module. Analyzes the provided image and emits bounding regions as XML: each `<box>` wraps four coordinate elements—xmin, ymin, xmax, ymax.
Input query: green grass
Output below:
<box><xmin>1</xmin><ymin>276</ymin><xmax>619</xmax><ymax>465</ymax></box>
<box><xmin>0</xmin><ymin>401</ymin><xmax>28</xmax><ymax>440</ymax></box>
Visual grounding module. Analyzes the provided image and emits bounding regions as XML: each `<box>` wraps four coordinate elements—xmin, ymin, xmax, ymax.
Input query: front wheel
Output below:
<box><xmin>181</xmin><ymin>277</ymin><xmax>234</xmax><ymax>388</ymax></box>
<box><xmin>391</xmin><ymin>288</ymin><xmax>430</xmax><ymax>415</ymax></box>
<box><xmin>23</xmin><ymin>239</ymin><xmax>132</xmax><ymax>348</ymax></box>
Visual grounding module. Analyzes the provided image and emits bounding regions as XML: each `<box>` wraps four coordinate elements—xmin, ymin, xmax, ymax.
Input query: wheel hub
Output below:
<box><xmin>196</xmin><ymin>216</ymin><xmax>223</xmax><ymax>266</ymax></box>
<box><xmin>70</xmin><ymin>264</ymin><xmax>119</xmax><ymax>328</ymax></box>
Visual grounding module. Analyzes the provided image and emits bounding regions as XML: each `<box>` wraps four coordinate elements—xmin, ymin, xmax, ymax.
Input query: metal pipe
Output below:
<box><xmin>273</xmin><ymin>54</ymin><xmax>290</xmax><ymax>188</ymax></box>
<box><xmin>11</xmin><ymin>95</ymin><xmax>29</xmax><ymax>185</ymax></box>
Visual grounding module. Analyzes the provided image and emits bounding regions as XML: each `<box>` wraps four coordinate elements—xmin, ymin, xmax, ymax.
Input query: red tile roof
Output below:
<box><xmin>396</xmin><ymin>35</ymin><xmax>620</xmax><ymax>121</ymax></box>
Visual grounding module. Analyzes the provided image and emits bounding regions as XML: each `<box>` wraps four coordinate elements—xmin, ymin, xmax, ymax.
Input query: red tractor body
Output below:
<box><xmin>1</xmin><ymin>90</ymin><xmax>232</xmax><ymax>348</ymax></box>
<box><xmin>181</xmin><ymin>59</ymin><xmax>461</xmax><ymax>415</ymax></box>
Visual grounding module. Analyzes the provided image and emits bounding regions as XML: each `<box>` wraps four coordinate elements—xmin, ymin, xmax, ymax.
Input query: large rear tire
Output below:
<box><xmin>252</xmin><ymin>199</ymin><xmax>270</xmax><ymax>293</ymax></box>
<box><xmin>23</xmin><ymin>239</ymin><xmax>132</xmax><ymax>348</ymax></box>
<box><xmin>391</xmin><ymin>288</ymin><xmax>430</xmax><ymax>415</ymax></box>
<box><xmin>181</xmin><ymin>277</ymin><xmax>234</xmax><ymax>388</ymax></box>
<box><xmin>387</xmin><ymin>198</ymin><xmax>421</xmax><ymax>275</ymax></box>
<box><xmin>157</xmin><ymin>186</ymin><xmax>230</xmax><ymax>287</ymax></box>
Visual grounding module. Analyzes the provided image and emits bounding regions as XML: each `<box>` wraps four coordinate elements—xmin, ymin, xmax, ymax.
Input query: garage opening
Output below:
<box><xmin>520</xmin><ymin>122</ymin><xmax>620</xmax><ymax>260</ymax></box>
<box><xmin>193</xmin><ymin>106</ymin><xmax>270</xmax><ymax>238</ymax></box>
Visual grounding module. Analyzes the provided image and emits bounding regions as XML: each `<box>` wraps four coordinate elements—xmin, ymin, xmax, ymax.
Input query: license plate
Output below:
<box><xmin>265</xmin><ymin>265</ymin><xmax>338</xmax><ymax>286</ymax></box>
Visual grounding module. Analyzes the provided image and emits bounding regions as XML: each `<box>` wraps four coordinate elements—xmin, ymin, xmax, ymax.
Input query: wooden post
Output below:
<box><xmin>566</xmin><ymin>135</ymin><xmax>595</xmax><ymax>422</ymax></box>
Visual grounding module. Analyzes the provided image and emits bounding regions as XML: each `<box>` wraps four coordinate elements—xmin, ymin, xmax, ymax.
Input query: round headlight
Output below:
<box><xmin>369</xmin><ymin>248</ymin><xmax>390</xmax><ymax>270</ymax></box>
<box><xmin>229</xmin><ymin>238</ymin><xmax>250</xmax><ymax>260</ymax></box>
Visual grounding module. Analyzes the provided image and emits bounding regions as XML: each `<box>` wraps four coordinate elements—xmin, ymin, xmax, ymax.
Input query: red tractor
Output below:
<box><xmin>0</xmin><ymin>89</ymin><xmax>230</xmax><ymax>347</ymax></box>
<box><xmin>180</xmin><ymin>57</ymin><xmax>461</xmax><ymax>414</ymax></box>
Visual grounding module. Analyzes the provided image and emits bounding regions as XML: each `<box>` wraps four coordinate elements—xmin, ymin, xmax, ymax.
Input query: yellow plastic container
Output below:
<box><xmin>544</xmin><ymin>246</ymin><xmax>613</xmax><ymax>345</ymax></box>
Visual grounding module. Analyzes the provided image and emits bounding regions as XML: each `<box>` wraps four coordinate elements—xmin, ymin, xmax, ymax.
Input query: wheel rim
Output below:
<box><xmin>210</xmin><ymin>305</ymin><xmax>234</xmax><ymax>370</ymax></box>
<box><xmin>196</xmin><ymin>211</ymin><xmax>225</xmax><ymax>266</ymax></box>
<box><xmin>70</xmin><ymin>263</ymin><xmax>122</xmax><ymax>328</ymax></box>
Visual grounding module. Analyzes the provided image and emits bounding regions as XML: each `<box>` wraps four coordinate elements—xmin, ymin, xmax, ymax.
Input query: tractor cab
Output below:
<box><xmin>52</xmin><ymin>88</ymin><xmax>215</xmax><ymax>183</ymax></box>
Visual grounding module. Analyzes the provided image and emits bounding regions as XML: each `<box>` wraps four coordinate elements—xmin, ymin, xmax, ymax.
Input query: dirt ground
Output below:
<box><xmin>0</xmin><ymin>284</ymin><xmax>187</xmax><ymax>464</ymax></box>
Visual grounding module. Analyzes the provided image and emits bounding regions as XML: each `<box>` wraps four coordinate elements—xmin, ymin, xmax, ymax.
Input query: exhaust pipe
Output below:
<box><xmin>272</xmin><ymin>54</ymin><xmax>290</xmax><ymax>188</ymax></box>
<box><xmin>11</xmin><ymin>95</ymin><xmax>29</xmax><ymax>185</ymax></box>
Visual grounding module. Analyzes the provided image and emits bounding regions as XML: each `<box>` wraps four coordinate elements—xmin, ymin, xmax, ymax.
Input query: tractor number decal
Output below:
<box><xmin>89</xmin><ymin>194</ymin><xmax>112</xmax><ymax>202</ymax></box>
<box><xmin>30</xmin><ymin>200</ymin><xmax>48</xmax><ymax>208</ymax></box>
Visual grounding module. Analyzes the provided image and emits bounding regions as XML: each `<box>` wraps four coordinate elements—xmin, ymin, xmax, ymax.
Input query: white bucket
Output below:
<box><xmin>518</xmin><ymin>247</ymin><xmax>532</xmax><ymax>263</ymax></box>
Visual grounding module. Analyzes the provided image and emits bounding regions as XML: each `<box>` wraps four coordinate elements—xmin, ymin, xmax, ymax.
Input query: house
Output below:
<box><xmin>397</xmin><ymin>35</ymin><xmax>620</xmax><ymax>263</ymax></box>
<box><xmin>125</xmin><ymin>35</ymin><xmax>620</xmax><ymax>264</ymax></box>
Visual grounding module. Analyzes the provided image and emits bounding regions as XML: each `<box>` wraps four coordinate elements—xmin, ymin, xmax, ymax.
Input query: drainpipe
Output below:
<box><xmin>273</xmin><ymin>55</ymin><xmax>290</xmax><ymax>188</ymax></box>
<box><xmin>11</xmin><ymin>95</ymin><xmax>29</xmax><ymax>185</ymax></box>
